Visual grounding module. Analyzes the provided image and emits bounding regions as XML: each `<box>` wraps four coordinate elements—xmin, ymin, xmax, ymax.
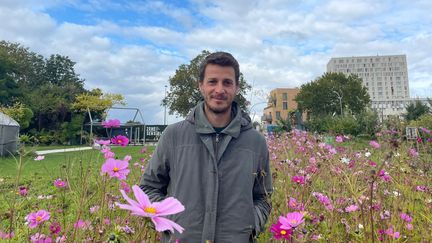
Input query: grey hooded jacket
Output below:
<box><xmin>140</xmin><ymin>101</ymin><xmax>272</xmax><ymax>243</ymax></box>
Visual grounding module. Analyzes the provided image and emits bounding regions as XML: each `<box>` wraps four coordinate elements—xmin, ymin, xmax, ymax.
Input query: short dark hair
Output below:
<box><xmin>199</xmin><ymin>51</ymin><xmax>240</xmax><ymax>84</ymax></box>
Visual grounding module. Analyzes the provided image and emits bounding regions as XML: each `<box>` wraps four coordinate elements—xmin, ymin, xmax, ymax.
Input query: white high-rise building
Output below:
<box><xmin>326</xmin><ymin>55</ymin><xmax>425</xmax><ymax>121</ymax></box>
<box><xmin>327</xmin><ymin>54</ymin><xmax>409</xmax><ymax>101</ymax></box>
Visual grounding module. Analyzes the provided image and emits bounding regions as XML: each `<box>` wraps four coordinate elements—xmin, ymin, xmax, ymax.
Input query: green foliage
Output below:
<box><xmin>163</xmin><ymin>50</ymin><xmax>251</xmax><ymax>117</ymax></box>
<box><xmin>72</xmin><ymin>88</ymin><xmax>125</xmax><ymax>113</ymax></box>
<box><xmin>296</xmin><ymin>72</ymin><xmax>370</xmax><ymax>119</ymax></box>
<box><xmin>404</xmin><ymin>100</ymin><xmax>431</xmax><ymax>121</ymax></box>
<box><xmin>306</xmin><ymin>110</ymin><xmax>379</xmax><ymax>136</ymax></box>
<box><xmin>409</xmin><ymin>114</ymin><xmax>432</xmax><ymax>130</ymax></box>
<box><xmin>60</xmin><ymin>114</ymin><xmax>85</xmax><ymax>145</ymax></box>
<box><xmin>0</xmin><ymin>41</ymin><xmax>94</xmax><ymax>143</ymax></box>
<box><xmin>0</xmin><ymin>102</ymin><xmax>33</xmax><ymax>129</ymax></box>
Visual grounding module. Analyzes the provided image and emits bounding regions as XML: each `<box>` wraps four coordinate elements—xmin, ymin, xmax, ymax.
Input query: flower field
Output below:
<box><xmin>262</xmin><ymin>129</ymin><xmax>432</xmax><ymax>242</ymax></box>
<box><xmin>0</xmin><ymin>127</ymin><xmax>431</xmax><ymax>242</ymax></box>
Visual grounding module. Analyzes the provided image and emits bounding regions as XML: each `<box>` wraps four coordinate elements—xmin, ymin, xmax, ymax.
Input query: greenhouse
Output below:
<box><xmin>0</xmin><ymin>112</ymin><xmax>20</xmax><ymax>156</ymax></box>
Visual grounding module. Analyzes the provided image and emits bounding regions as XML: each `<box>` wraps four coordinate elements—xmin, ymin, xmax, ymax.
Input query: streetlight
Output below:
<box><xmin>164</xmin><ymin>85</ymin><xmax>167</xmax><ymax>125</ymax></box>
<box><xmin>332</xmin><ymin>90</ymin><xmax>343</xmax><ymax>115</ymax></box>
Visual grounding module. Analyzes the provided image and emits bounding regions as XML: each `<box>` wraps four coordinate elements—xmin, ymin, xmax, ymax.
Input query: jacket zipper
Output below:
<box><xmin>215</xmin><ymin>133</ymin><xmax>220</xmax><ymax>162</ymax></box>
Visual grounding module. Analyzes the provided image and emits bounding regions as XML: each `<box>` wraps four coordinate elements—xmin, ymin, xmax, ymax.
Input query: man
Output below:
<box><xmin>140</xmin><ymin>52</ymin><xmax>272</xmax><ymax>242</ymax></box>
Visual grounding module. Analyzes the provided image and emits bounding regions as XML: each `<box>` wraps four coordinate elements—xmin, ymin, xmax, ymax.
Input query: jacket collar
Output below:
<box><xmin>186</xmin><ymin>101</ymin><xmax>252</xmax><ymax>138</ymax></box>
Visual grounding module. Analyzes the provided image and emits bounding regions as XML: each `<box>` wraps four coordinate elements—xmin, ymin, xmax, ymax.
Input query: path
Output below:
<box><xmin>35</xmin><ymin>147</ymin><xmax>93</xmax><ymax>155</ymax></box>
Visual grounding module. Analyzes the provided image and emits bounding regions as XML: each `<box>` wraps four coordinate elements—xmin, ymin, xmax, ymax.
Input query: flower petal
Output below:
<box><xmin>119</xmin><ymin>189</ymin><xmax>142</xmax><ymax>209</ymax></box>
<box><xmin>153</xmin><ymin>197</ymin><xmax>185</xmax><ymax>216</ymax></box>
<box><xmin>132</xmin><ymin>185</ymin><xmax>151</xmax><ymax>207</ymax></box>
<box><xmin>152</xmin><ymin>216</ymin><xmax>184</xmax><ymax>233</ymax></box>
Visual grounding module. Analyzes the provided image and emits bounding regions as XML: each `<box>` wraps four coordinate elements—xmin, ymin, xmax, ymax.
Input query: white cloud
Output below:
<box><xmin>1</xmin><ymin>0</ymin><xmax>431</xmax><ymax>123</ymax></box>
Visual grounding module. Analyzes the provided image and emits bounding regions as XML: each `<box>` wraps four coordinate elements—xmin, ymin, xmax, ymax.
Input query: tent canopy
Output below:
<box><xmin>0</xmin><ymin>112</ymin><xmax>20</xmax><ymax>127</ymax></box>
<box><xmin>0</xmin><ymin>112</ymin><xmax>20</xmax><ymax>156</ymax></box>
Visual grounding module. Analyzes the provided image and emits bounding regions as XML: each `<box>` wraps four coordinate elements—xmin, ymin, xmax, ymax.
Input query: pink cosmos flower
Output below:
<box><xmin>123</xmin><ymin>155</ymin><xmax>132</xmax><ymax>162</ymax></box>
<box><xmin>399</xmin><ymin>213</ymin><xmax>412</xmax><ymax>222</ymax></box>
<box><xmin>111</xmin><ymin>135</ymin><xmax>129</xmax><ymax>147</ymax></box>
<box><xmin>26</xmin><ymin>210</ymin><xmax>50</xmax><ymax>228</ymax></box>
<box><xmin>385</xmin><ymin>227</ymin><xmax>400</xmax><ymax>239</ymax></box>
<box><xmin>74</xmin><ymin>219</ymin><xmax>91</xmax><ymax>229</ymax></box>
<box><xmin>270</xmin><ymin>221</ymin><xmax>292</xmax><ymax>239</ymax></box>
<box><xmin>120</xmin><ymin>181</ymin><xmax>131</xmax><ymax>193</ymax></box>
<box><xmin>103</xmin><ymin>150</ymin><xmax>115</xmax><ymax>159</ymax></box>
<box><xmin>419</xmin><ymin>127</ymin><xmax>431</xmax><ymax>134</ymax></box>
<box><xmin>335</xmin><ymin>135</ymin><xmax>343</xmax><ymax>143</ymax></box>
<box><xmin>369</xmin><ymin>140</ymin><xmax>380</xmax><ymax>149</ymax></box>
<box><xmin>406</xmin><ymin>223</ymin><xmax>413</xmax><ymax>230</ymax></box>
<box><xmin>416</xmin><ymin>185</ymin><xmax>428</xmax><ymax>192</ymax></box>
<box><xmin>291</xmin><ymin>175</ymin><xmax>305</xmax><ymax>185</ymax></box>
<box><xmin>312</xmin><ymin>192</ymin><xmax>334</xmax><ymax>211</ymax></box>
<box><xmin>34</xmin><ymin>155</ymin><xmax>45</xmax><ymax>161</ymax></box>
<box><xmin>102</xmin><ymin>119</ymin><xmax>121</xmax><ymax>128</ymax></box>
<box><xmin>19</xmin><ymin>186</ymin><xmax>28</xmax><ymax>196</ymax></box>
<box><xmin>279</xmin><ymin>212</ymin><xmax>305</xmax><ymax>229</ymax></box>
<box><xmin>30</xmin><ymin>233</ymin><xmax>52</xmax><ymax>243</ymax></box>
<box><xmin>115</xmin><ymin>185</ymin><xmax>185</xmax><ymax>233</ymax></box>
<box><xmin>101</xmin><ymin>158</ymin><xmax>130</xmax><ymax>180</ymax></box>
<box><xmin>53</xmin><ymin>179</ymin><xmax>67</xmax><ymax>188</ymax></box>
<box><xmin>408</xmin><ymin>148</ymin><xmax>419</xmax><ymax>158</ymax></box>
<box><xmin>288</xmin><ymin>197</ymin><xmax>304</xmax><ymax>211</ymax></box>
<box><xmin>95</xmin><ymin>139</ymin><xmax>111</xmax><ymax>146</ymax></box>
<box><xmin>0</xmin><ymin>231</ymin><xmax>14</xmax><ymax>239</ymax></box>
<box><xmin>345</xmin><ymin>204</ymin><xmax>359</xmax><ymax>212</ymax></box>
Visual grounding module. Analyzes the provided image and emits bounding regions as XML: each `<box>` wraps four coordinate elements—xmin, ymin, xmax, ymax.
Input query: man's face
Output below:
<box><xmin>199</xmin><ymin>64</ymin><xmax>238</xmax><ymax>115</ymax></box>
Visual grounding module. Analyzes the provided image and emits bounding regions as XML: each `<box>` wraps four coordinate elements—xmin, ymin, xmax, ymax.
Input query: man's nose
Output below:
<box><xmin>214</xmin><ymin>82</ymin><xmax>226</xmax><ymax>93</ymax></box>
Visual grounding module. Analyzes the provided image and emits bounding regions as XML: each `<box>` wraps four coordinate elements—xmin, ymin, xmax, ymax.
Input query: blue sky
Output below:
<box><xmin>1</xmin><ymin>0</ymin><xmax>431</xmax><ymax>124</ymax></box>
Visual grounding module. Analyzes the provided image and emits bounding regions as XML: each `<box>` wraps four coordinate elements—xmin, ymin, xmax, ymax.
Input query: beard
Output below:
<box><xmin>204</xmin><ymin>96</ymin><xmax>232</xmax><ymax>114</ymax></box>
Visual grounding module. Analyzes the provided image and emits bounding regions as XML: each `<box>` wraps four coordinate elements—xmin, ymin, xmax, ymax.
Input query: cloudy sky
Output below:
<box><xmin>1</xmin><ymin>0</ymin><xmax>431</xmax><ymax>124</ymax></box>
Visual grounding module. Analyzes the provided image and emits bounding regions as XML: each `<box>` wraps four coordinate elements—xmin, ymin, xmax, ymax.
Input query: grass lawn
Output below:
<box><xmin>0</xmin><ymin>145</ymin><xmax>154</xmax><ymax>179</ymax></box>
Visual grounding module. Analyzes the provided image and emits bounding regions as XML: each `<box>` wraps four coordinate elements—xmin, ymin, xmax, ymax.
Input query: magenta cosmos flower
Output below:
<box><xmin>101</xmin><ymin>158</ymin><xmax>130</xmax><ymax>180</ymax></box>
<box><xmin>54</xmin><ymin>179</ymin><xmax>67</xmax><ymax>188</ymax></box>
<box><xmin>279</xmin><ymin>212</ymin><xmax>305</xmax><ymax>229</ymax></box>
<box><xmin>270</xmin><ymin>221</ymin><xmax>292</xmax><ymax>239</ymax></box>
<box><xmin>111</xmin><ymin>135</ymin><xmax>129</xmax><ymax>147</ymax></box>
<box><xmin>116</xmin><ymin>185</ymin><xmax>185</xmax><ymax>233</ymax></box>
<box><xmin>291</xmin><ymin>175</ymin><xmax>305</xmax><ymax>185</ymax></box>
<box><xmin>335</xmin><ymin>135</ymin><xmax>344</xmax><ymax>143</ymax></box>
<box><xmin>26</xmin><ymin>210</ymin><xmax>50</xmax><ymax>228</ymax></box>
<box><xmin>102</xmin><ymin>119</ymin><xmax>121</xmax><ymax>128</ymax></box>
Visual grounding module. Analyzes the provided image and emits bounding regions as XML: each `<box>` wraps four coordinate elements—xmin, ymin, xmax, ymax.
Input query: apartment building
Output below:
<box><xmin>327</xmin><ymin>54</ymin><xmax>415</xmax><ymax>120</ymax></box>
<box><xmin>262</xmin><ymin>88</ymin><xmax>300</xmax><ymax>124</ymax></box>
<box><xmin>327</xmin><ymin>54</ymin><xmax>409</xmax><ymax>100</ymax></box>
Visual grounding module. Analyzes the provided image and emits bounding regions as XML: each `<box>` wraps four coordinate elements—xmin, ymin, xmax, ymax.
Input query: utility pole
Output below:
<box><xmin>164</xmin><ymin>85</ymin><xmax>167</xmax><ymax>125</ymax></box>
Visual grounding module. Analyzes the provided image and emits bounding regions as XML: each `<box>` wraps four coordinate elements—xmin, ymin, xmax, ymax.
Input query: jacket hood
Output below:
<box><xmin>185</xmin><ymin>101</ymin><xmax>253</xmax><ymax>138</ymax></box>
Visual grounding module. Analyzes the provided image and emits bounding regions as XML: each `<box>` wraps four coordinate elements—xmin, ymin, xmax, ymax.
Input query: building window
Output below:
<box><xmin>282</xmin><ymin>93</ymin><xmax>288</xmax><ymax>100</ymax></box>
<box><xmin>276</xmin><ymin>111</ymin><xmax>281</xmax><ymax>119</ymax></box>
<box><xmin>283</xmin><ymin>102</ymin><xmax>288</xmax><ymax>110</ymax></box>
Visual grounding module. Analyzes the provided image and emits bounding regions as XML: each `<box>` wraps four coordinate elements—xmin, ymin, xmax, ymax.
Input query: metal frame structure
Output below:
<box><xmin>83</xmin><ymin>107</ymin><xmax>146</xmax><ymax>145</ymax></box>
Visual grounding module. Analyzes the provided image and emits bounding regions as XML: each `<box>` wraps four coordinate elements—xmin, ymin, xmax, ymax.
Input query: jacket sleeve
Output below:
<box><xmin>139</xmin><ymin>130</ymin><xmax>171</xmax><ymax>202</ymax></box>
<box><xmin>253</xmin><ymin>144</ymin><xmax>273</xmax><ymax>235</ymax></box>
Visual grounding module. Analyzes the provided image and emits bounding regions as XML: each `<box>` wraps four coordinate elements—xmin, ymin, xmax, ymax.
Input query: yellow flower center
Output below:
<box><xmin>36</xmin><ymin>216</ymin><xmax>42</xmax><ymax>222</ymax></box>
<box><xmin>113</xmin><ymin>167</ymin><xmax>119</xmax><ymax>172</ymax></box>
<box><xmin>281</xmin><ymin>230</ymin><xmax>287</xmax><ymax>235</ymax></box>
<box><xmin>144</xmin><ymin>207</ymin><xmax>157</xmax><ymax>214</ymax></box>
<box><xmin>117</xmin><ymin>139</ymin><xmax>122</xmax><ymax>143</ymax></box>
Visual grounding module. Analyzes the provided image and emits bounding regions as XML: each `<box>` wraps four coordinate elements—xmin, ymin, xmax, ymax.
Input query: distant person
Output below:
<box><xmin>140</xmin><ymin>51</ymin><xmax>272</xmax><ymax>242</ymax></box>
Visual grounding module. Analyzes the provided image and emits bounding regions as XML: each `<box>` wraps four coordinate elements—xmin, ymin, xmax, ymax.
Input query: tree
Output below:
<box><xmin>404</xmin><ymin>100</ymin><xmax>430</xmax><ymax>121</ymax></box>
<box><xmin>0</xmin><ymin>102</ymin><xmax>33</xmax><ymax>129</ymax></box>
<box><xmin>295</xmin><ymin>72</ymin><xmax>370</xmax><ymax>119</ymax></box>
<box><xmin>0</xmin><ymin>48</ymin><xmax>21</xmax><ymax>105</ymax></box>
<box><xmin>163</xmin><ymin>50</ymin><xmax>251</xmax><ymax>117</ymax></box>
